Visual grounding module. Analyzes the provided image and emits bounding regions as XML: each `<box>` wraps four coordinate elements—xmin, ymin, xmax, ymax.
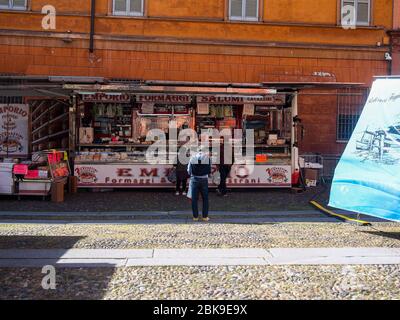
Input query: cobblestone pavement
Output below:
<box><xmin>0</xmin><ymin>185</ymin><xmax>329</xmax><ymax>212</ymax></box>
<box><xmin>0</xmin><ymin>221</ymin><xmax>399</xmax><ymax>300</ymax></box>
<box><xmin>0</xmin><ymin>222</ymin><xmax>399</xmax><ymax>249</ymax></box>
<box><xmin>1</xmin><ymin>265</ymin><xmax>399</xmax><ymax>300</ymax></box>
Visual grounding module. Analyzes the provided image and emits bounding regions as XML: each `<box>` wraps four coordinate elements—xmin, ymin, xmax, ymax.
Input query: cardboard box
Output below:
<box><xmin>305</xmin><ymin>168</ymin><xmax>319</xmax><ymax>187</ymax></box>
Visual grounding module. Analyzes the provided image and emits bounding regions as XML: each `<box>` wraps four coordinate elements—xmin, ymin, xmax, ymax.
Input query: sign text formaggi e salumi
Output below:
<box><xmin>0</xmin><ymin>104</ymin><xmax>29</xmax><ymax>157</ymax></box>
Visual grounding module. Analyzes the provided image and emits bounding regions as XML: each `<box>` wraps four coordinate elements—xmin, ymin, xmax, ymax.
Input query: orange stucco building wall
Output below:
<box><xmin>391</xmin><ymin>0</ymin><xmax>400</xmax><ymax>76</ymax></box>
<box><xmin>0</xmin><ymin>0</ymin><xmax>396</xmax><ymax>155</ymax></box>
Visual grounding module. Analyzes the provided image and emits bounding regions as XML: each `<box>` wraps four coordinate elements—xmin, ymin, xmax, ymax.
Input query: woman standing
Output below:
<box><xmin>175</xmin><ymin>155</ymin><xmax>189</xmax><ymax>196</ymax></box>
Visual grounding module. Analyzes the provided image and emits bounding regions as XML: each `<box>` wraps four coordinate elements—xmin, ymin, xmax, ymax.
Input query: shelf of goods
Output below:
<box><xmin>73</xmin><ymin>96</ymin><xmax>294</xmax><ymax>189</ymax></box>
<box><xmin>0</xmin><ymin>151</ymin><xmax>71</xmax><ymax>198</ymax></box>
<box><xmin>74</xmin><ymin>143</ymin><xmax>292</xmax><ymax>189</ymax></box>
<box><xmin>31</xmin><ymin>100</ymin><xmax>70</xmax><ymax>153</ymax></box>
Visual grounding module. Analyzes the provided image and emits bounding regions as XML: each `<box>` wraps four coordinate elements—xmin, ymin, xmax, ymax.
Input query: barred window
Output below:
<box><xmin>341</xmin><ymin>0</ymin><xmax>371</xmax><ymax>26</ymax></box>
<box><xmin>0</xmin><ymin>97</ymin><xmax>23</xmax><ymax>103</ymax></box>
<box><xmin>113</xmin><ymin>0</ymin><xmax>144</xmax><ymax>16</ymax></box>
<box><xmin>336</xmin><ymin>88</ymin><xmax>369</xmax><ymax>142</ymax></box>
<box><xmin>0</xmin><ymin>0</ymin><xmax>26</xmax><ymax>10</ymax></box>
<box><xmin>229</xmin><ymin>0</ymin><xmax>259</xmax><ymax>21</ymax></box>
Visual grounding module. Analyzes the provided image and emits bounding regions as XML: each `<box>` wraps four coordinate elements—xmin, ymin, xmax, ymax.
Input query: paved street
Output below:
<box><xmin>1</xmin><ymin>221</ymin><xmax>399</xmax><ymax>249</ymax></box>
<box><xmin>0</xmin><ymin>185</ymin><xmax>330</xmax><ymax>212</ymax></box>
<box><xmin>1</xmin><ymin>264</ymin><xmax>399</xmax><ymax>300</ymax></box>
<box><xmin>0</xmin><ymin>220</ymin><xmax>399</xmax><ymax>299</ymax></box>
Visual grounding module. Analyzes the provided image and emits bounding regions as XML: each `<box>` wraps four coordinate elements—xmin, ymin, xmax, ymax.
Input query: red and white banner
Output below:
<box><xmin>75</xmin><ymin>163</ymin><xmax>292</xmax><ymax>188</ymax></box>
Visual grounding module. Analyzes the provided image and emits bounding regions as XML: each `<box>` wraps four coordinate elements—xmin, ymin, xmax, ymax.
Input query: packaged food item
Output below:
<box><xmin>79</xmin><ymin>128</ymin><xmax>94</xmax><ymax>144</ymax></box>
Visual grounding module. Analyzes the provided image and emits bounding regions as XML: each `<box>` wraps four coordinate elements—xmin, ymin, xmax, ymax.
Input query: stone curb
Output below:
<box><xmin>1</xmin><ymin>248</ymin><xmax>399</xmax><ymax>268</ymax></box>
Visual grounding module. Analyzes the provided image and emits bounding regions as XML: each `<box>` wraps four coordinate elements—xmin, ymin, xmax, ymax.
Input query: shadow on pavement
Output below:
<box><xmin>0</xmin><ymin>185</ymin><xmax>330</xmax><ymax>213</ymax></box>
<box><xmin>360</xmin><ymin>231</ymin><xmax>400</xmax><ymax>241</ymax></box>
<box><xmin>0</xmin><ymin>235</ymin><xmax>85</xmax><ymax>249</ymax></box>
<box><xmin>0</xmin><ymin>235</ymin><xmax>117</xmax><ymax>300</ymax></box>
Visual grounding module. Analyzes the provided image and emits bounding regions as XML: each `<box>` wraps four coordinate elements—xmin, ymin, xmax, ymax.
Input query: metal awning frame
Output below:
<box><xmin>0</xmin><ymin>75</ymin><xmax>366</xmax><ymax>98</ymax></box>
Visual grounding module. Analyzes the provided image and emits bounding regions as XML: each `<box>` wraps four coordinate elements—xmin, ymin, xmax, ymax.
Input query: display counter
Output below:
<box><xmin>74</xmin><ymin>162</ymin><xmax>291</xmax><ymax>188</ymax></box>
<box><xmin>74</xmin><ymin>143</ymin><xmax>292</xmax><ymax>188</ymax></box>
<box><xmin>73</xmin><ymin>92</ymin><xmax>296</xmax><ymax>189</ymax></box>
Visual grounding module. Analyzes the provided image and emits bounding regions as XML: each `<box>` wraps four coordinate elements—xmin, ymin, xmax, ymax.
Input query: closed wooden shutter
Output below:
<box><xmin>13</xmin><ymin>0</ymin><xmax>26</xmax><ymax>8</ymax></box>
<box><xmin>245</xmin><ymin>0</ymin><xmax>258</xmax><ymax>19</ymax></box>
<box><xmin>114</xmin><ymin>0</ymin><xmax>127</xmax><ymax>13</ymax></box>
<box><xmin>130</xmin><ymin>0</ymin><xmax>142</xmax><ymax>14</ymax></box>
<box><xmin>230</xmin><ymin>0</ymin><xmax>243</xmax><ymax>18</ymax></box>
<box><xmin>357</xmin><ymin>0</ymin><xmax>370</xmax><ymax>24</ymax></box>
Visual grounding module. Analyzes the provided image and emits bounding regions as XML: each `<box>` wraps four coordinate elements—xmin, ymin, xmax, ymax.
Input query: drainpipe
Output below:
<box><xmin>394</xmin><ymin>0</ymin><xmax>400</xmax><ymax>30</ymax></box>
<box><xmin>388</xmin><ymin>34</ymin><xmax>393</xmax><ymax>75</ymax></box>
<box><xmin>89</xmin><ymin>0</ymin><xmax>96</xmax><ymax>53</ymax></box>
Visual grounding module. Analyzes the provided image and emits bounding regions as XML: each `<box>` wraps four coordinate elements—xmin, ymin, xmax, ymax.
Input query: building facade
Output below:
<box><xmin>390</xmin><ymin>0</ymin><xmax>400</xmax><ymax>74</ymax></box>
<box><xmin>0</xmin><ymin>0</ymin><xmax>398</xmax><ymax>155</ymax></box>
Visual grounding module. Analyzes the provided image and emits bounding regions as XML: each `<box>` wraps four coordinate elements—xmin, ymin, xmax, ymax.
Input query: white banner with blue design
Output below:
<box><xmin>329</xmin><ymin>78</ymin><xmax>400</xmax><ymax>222</ymax></box>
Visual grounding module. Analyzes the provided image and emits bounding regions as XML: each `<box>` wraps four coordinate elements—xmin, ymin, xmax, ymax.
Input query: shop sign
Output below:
<box><xmin>75</xmin><ymin>164</ymin><xmax>292</xmax><ymax>188</ymax></box>
<box><xmin>75</xmin><ymin>164</ymin><xmax>175</xmax><ymax>187</ymax></box>
<box><xmin>197</xmin><ymin>95</ymin><xmax>286</xmax><ymax>105</ymax></box>
<box><xmin>229</xmin><ymin>164</ymin><xmax>291</xmax><ymax>186</ymax></box>
<box><xmin>0</xmin><ymin>104</ymin><xmax>29</xmax><ymax>157</ymax></box>
<box><xmin>80</xmin><ymin>92</ymin><xmax>131</xmax><ymax>103</ymax></box>
<box><xmin>136</xmin><ymin>94</ymin><xmax>191</xmax><ymax>104</ymax></box>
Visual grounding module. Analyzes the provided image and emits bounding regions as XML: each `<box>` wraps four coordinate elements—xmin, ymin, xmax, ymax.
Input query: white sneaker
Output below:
<box><xmin>182</xmin><ymin>192</ymin><xmax>187</xmax><ymax>196</ymax></box>
<box><xmin>175</xmin><ymin>191</ymin><xmax>180</xmax><ymax>196</ymax></box>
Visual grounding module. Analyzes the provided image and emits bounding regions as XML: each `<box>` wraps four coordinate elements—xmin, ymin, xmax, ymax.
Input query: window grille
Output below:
<box><xmin>336</xmin><ymin>87</ymin><xmax>369</xmax><ymax>142</ymax></box>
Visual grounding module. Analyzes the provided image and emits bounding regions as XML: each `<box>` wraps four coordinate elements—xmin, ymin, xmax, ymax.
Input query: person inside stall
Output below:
<box><xmin>217</xmin><ymin>139</ymin><xmax>233</xmax><ymax>197</ymax></box>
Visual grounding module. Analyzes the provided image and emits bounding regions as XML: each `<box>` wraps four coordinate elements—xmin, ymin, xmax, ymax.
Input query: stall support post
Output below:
<box><xmin>69</xmin><ymin>95</ymin><xmax>77</xmax><ymax>158</ymax></box>
<box><xmin>291</xmin><ymin>92</ymin><xmax>300</xmax><ymax>175</ymax></box>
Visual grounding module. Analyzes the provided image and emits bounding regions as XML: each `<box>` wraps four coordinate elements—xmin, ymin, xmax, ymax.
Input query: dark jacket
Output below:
<box><xmin>175</xmin><ymin>158</ymin><xmax>189</xmax><ymax>180</ymax></box>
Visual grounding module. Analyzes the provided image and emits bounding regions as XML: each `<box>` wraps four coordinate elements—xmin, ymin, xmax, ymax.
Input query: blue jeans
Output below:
<box><xmin>190</xmin><ymin>177</ymin><xmax>209</xmax><ymax>218</ymax></box>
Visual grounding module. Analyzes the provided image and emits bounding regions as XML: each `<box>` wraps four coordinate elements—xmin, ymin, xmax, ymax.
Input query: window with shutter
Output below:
<box><xmin>245</xmin><ymin>0</ymin><xmax>258</xmax><ymax>19</ymax></box>
<box><xmin>0</xmin><ymin>0</ymin><xmax>26</xmax><ymax>10</ymax></box>
<box><xmin>356</xmin><ymin>0</ymin><xmax>370</xmax><ymax>24</ymax></box>
<box><xmin>229</xmin><ymin>0</ymin><xmax>259</xmax><ymax>21</ymax></box>
<box><xmin>341</xmin><ymin>0</ymin><xmax>370</xmax><ymax>26</ymax></box>
<box><xmin>230</xmin><ymin>0</ymin><xmax>243</xmax><ymax>18</ymax></box>
<box><xmin>113</xmin><ymin>0</ymin><xmax>144</xmax><ymax>16</ymax></box>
